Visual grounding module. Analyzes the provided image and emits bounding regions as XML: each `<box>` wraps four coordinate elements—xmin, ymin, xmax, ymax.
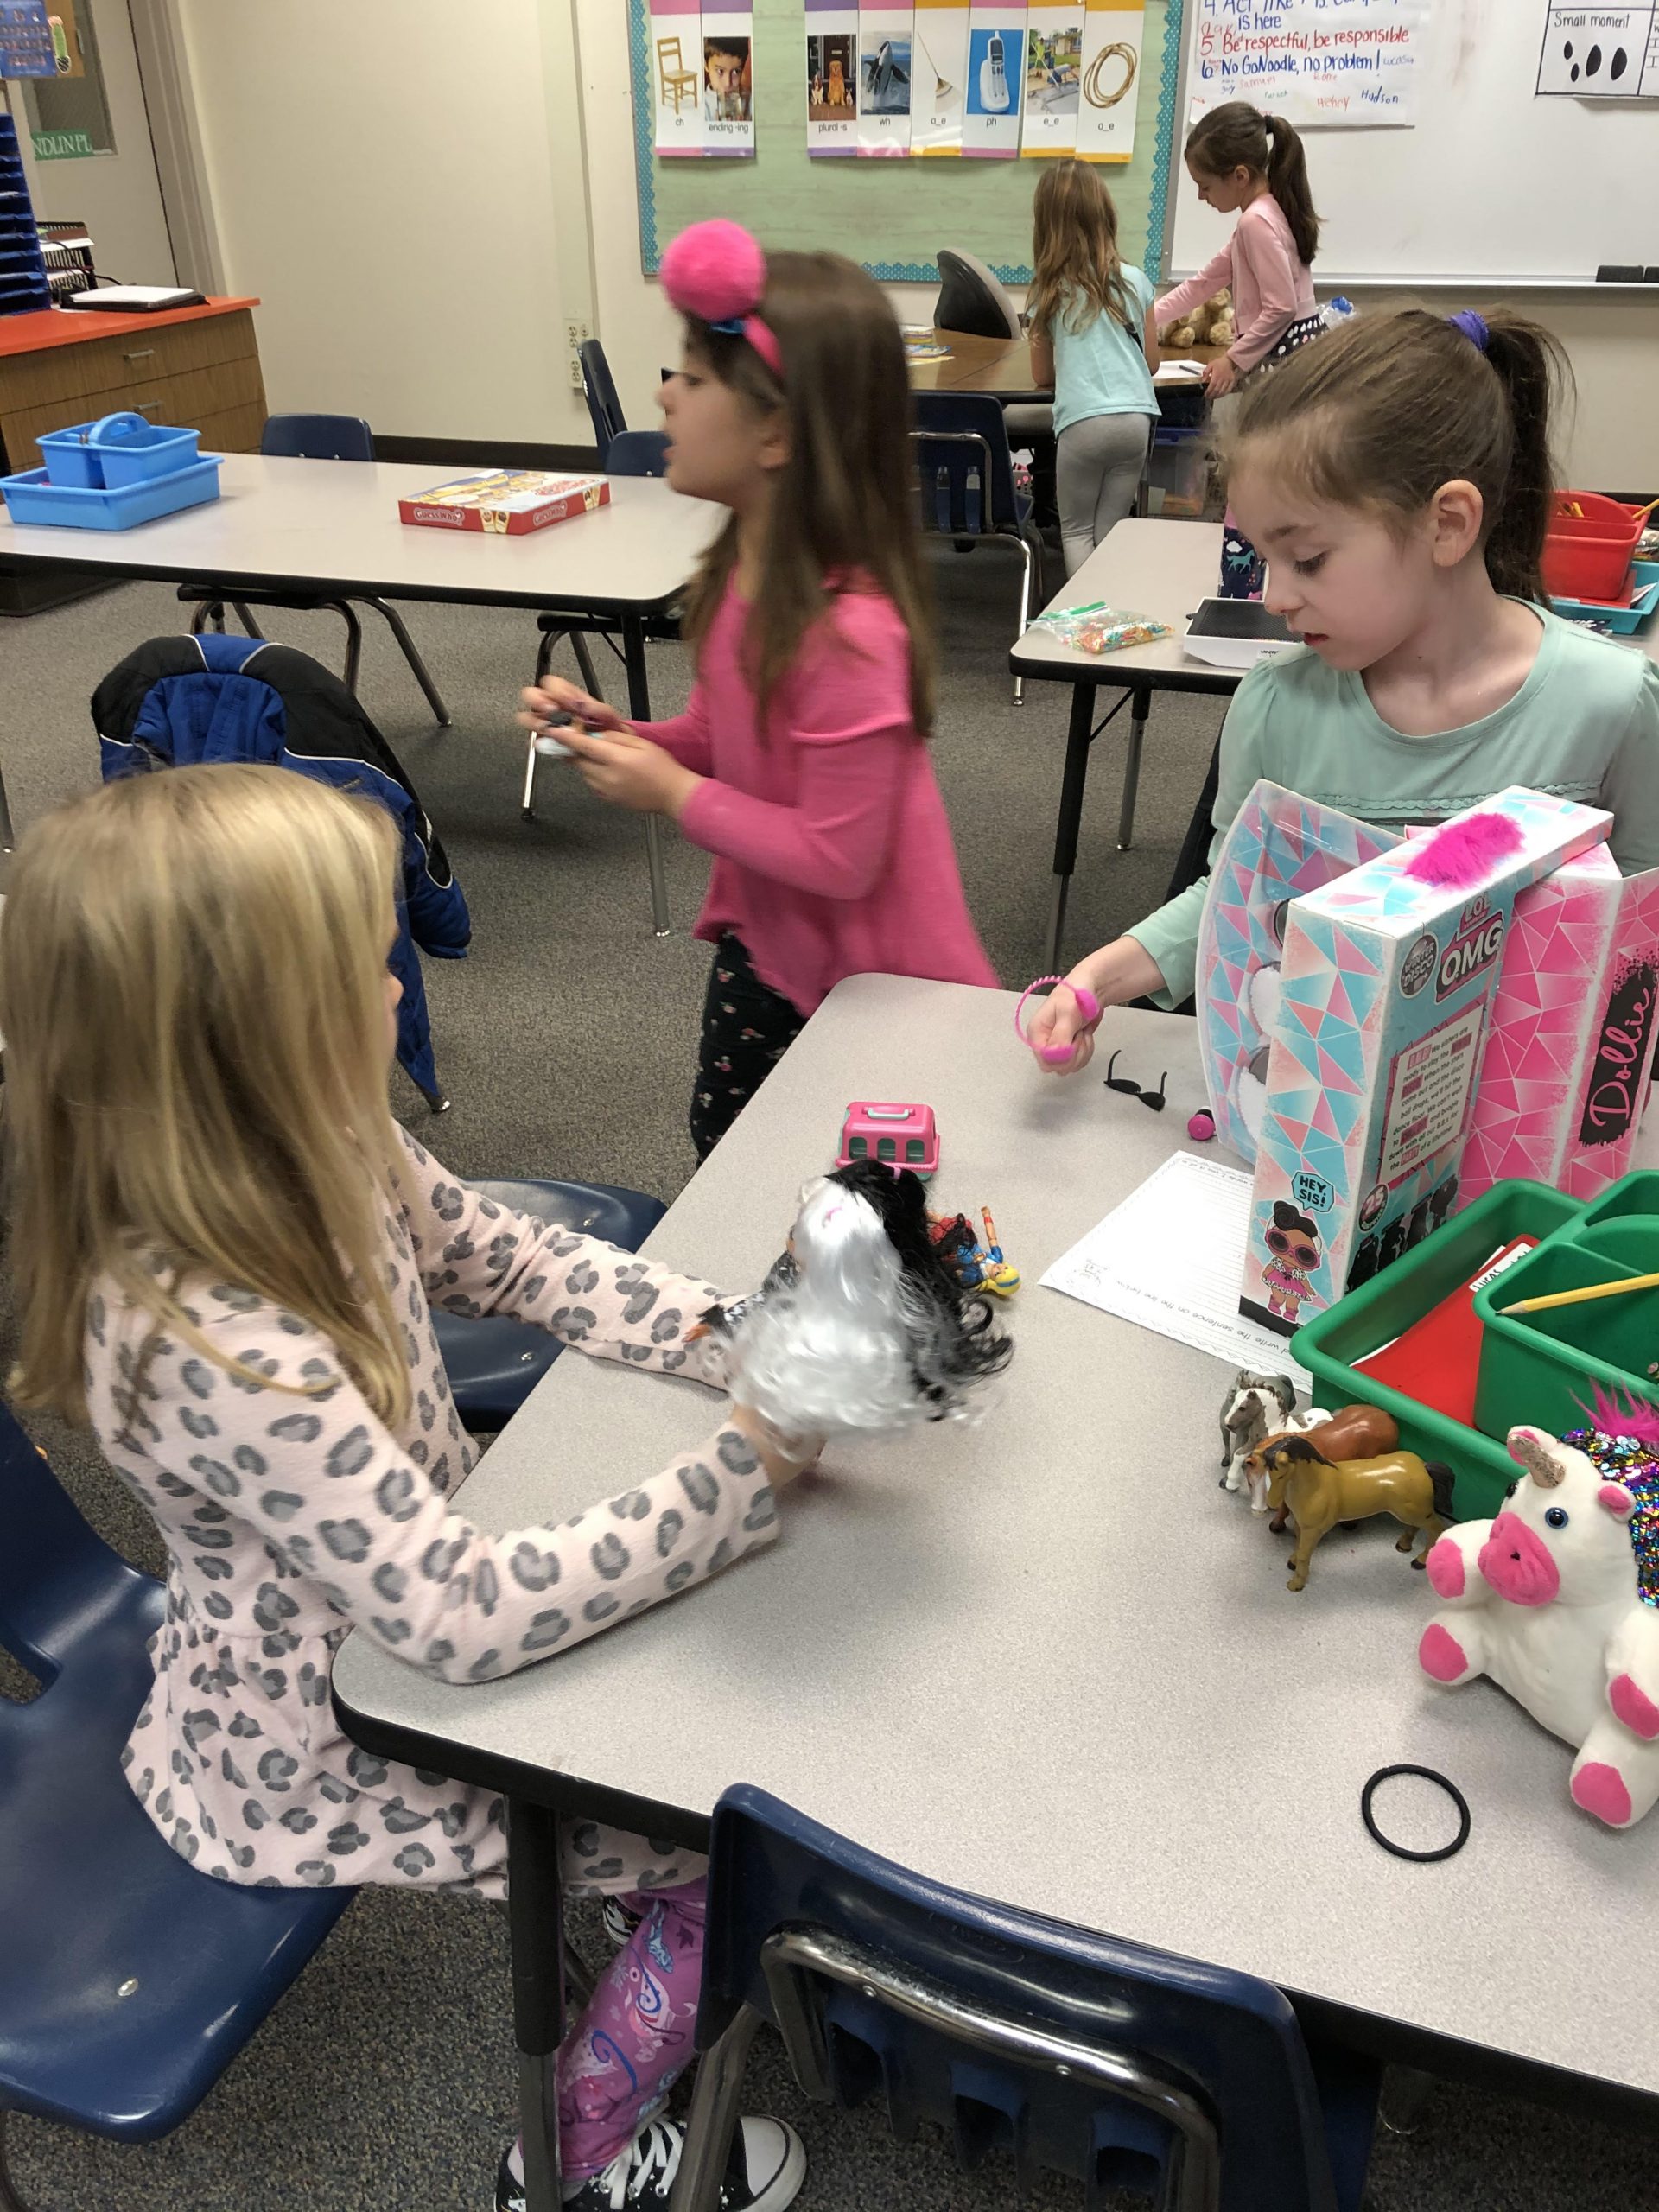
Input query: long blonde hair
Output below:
<box><xmin>1026</xmin><ymin>159</ymin><xmax>1135</xmax><ymax>340</ymax></box>
<box><xmin>0</xmin><ymin>764</ymin><xmax>411</xmax><ymax>1428</ymax></box>
<box><xmin>679</xmin><ymin>248</ymin><xmax>937</xmax><ymax>737</ymax></box>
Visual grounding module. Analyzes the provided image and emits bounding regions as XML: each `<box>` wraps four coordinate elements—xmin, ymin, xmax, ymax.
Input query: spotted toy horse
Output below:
<box><xmin>1419</xmin><ymin>1392</ymin><xmax>1659</xmax><ymax>1830</ymax></box>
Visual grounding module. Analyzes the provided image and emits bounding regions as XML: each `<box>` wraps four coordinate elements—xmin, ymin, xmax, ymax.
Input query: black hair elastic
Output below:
<box><xmin>1361</xmin><ymin>1764</ymin><xmax>1471</xmax><ymax>1863</ymax></box>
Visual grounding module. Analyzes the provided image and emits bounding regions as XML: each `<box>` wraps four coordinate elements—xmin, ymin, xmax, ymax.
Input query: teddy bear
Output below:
<box><xmin>1161</xmin><ymin>287</ymin><xmax>1235</xmax><ymax>352</ymax></box>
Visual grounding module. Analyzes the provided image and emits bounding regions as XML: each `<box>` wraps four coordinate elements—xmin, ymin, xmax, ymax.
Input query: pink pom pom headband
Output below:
<box><xmin>661</xmin><ymin>219</ymin><xmax>784</xmax><ymax>380</ymax></box>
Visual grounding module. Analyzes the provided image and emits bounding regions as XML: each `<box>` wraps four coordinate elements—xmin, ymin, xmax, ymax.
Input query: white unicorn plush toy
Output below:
<box><xmin>1418</xmin><ymin>1393</ymin><xmax>1659</xmax><ymax>1829</ymax></box>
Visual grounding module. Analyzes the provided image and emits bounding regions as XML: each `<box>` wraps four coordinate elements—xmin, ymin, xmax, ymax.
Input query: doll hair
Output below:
<box><xmin>721</xmin><ymin>1160</ymin><xmax>1011</xmax><ymax>1443</ymax></box>
<box><xmin>1184</xmin><ymin>102</ymin><xmax>1320</xmax><ymax>266</ymax></box>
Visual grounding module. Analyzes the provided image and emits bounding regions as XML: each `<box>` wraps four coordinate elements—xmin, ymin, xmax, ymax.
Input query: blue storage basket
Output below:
<box><xmin>38</xmin><ymin>411</ymin><xmax>202</xmax><ymax>490</ymax></box>
<box><xmin>0</xmin><ymin>456</ymin><xmax>223</xmax><ymax>531</ymax></box>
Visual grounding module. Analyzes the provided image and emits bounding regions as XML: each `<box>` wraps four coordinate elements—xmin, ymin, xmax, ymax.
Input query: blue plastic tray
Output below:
<box><xmin>0</xmin><ymin>455</ymin><xmax>222</xmax><ymax>531</ymax></box>
<box><xmin>1551</xmin><ymin>559</ymin><xmax>1659</xmax><ymax>635</ymax></box>
<box><xmin>37</xmin><ymin>411</ymin><xmax>200</xmax><ymax>490</ymax></box>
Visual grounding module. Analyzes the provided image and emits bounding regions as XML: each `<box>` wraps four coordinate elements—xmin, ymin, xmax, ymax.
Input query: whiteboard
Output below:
<box><xmin>1169</xmin><ymin>0</ymin><xmax>1659</xmax><ymax>286</ymax></box>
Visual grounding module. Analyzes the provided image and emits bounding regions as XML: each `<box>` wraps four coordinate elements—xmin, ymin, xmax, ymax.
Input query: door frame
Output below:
<box><xmin>126</xmin><ymin>0</ymin><xmax>225</xmax><ymax>291</ymax></box>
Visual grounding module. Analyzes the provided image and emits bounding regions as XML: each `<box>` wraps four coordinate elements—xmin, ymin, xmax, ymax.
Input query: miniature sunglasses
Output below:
<box><xmin>1103</xmin><ymin>1052</ymin><xmax>1166</xmax><ymax>1111</ymax></box>
<box><xmin>1266</xmin><ymin>1226</ymin><xmax>1319</xmax><ymax>1268</ymax></box>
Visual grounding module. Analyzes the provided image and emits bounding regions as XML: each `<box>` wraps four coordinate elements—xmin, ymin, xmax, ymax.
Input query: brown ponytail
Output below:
<box><xmin>1228</xmin><ymin>307</ymin><xmax>1571</xmax><ymax>603</ymax></box>
<box><xmin>1184</xmin><ymin>101</ymin><xmax>1319</xmax><ymax>266</ymax></box>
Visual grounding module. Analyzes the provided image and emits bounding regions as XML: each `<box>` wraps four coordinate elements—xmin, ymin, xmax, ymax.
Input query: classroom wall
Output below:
<box><xmin>571</xmin><ymin>3</ymin><xmax>1659</xmax><ymax>494</ymax></box>
<box><xmin>173</xmin><ymin>0</ymin><xmax>588</xmax><ymax>445</ymax></box>
<box><xmin>171</xmin><ymin>0</ymin><xmax>1658</xmax><ymax>493</ymax></box>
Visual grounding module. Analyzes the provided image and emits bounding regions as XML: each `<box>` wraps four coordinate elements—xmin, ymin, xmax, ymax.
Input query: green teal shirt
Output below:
<box><xmin>1130</xmin><ymin>608</ymin><xmax>1659</xmax><ymax>1008</ymax></box>
<box><xmin>1050</xmin><ymin>265</ymin><xmax>1158</xmax><ymax>439</ymax></box>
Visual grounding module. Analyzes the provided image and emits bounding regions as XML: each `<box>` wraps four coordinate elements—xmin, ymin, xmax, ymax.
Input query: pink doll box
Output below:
<box><xmin>1198</xmin><ymin>779</ymin><xmax>1401</xmax><ymax>1163</ymax></box>
<box><xmin>1240</xmin><ymin>788</ymin><xmax>1611</xmax><ymax>1339</ymax></box>
<box><xmin>1461</xmin><ymin>849</ymin><xmax>1659</xmax><ymax>1205</ymax></box>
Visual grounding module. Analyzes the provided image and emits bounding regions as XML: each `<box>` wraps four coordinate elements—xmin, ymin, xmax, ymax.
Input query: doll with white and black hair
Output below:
<box><xmin>702</xmin><ymin>1160</ymin><xmax>1012</xmax><ymax>1445</ymax></box>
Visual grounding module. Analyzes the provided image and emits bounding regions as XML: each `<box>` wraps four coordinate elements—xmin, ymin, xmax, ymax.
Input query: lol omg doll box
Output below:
<box><xmin>1460</xmin><ymin>842</ymin><xmax>1659</xmax><ymax>1205</ymax></box>
<box><xmin>1239</xmin><ymin>789</ymin><xmax>1610</xmax><ymax>1338</ymax></box>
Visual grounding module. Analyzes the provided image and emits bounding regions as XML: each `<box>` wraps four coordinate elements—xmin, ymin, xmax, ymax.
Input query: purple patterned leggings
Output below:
<box><xmin>557</xmin><ymin>1880</ymin><xmax>708</xmax><ymax>2179</ymax></box>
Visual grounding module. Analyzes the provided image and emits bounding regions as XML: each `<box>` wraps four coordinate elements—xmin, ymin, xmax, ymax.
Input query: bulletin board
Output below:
<box><xmin>629</xmin><ymin>0</ymin><xmax>1185</xmax><ymax>283</ymax></box>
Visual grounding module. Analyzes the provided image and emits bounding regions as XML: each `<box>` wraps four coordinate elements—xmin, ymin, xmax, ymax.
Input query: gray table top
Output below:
<box><xmin>1012</xmin><ymin>517</ymin><xmax>1659</xmax><ymax>690</ymax></box>
<box><xmin>0</xmin><ymin>452</ymin><xmax>724</xmax><ymax>612</ymax></box>
<box><xmin>334</xmin><ymin>980</ymin><xmax>1659</xmax><ymax>2101</ymax></box>
<box><xmin>1012</xmin><ymin>518</ymin><xmax>1236</xmax><ymax>688</ymax></box>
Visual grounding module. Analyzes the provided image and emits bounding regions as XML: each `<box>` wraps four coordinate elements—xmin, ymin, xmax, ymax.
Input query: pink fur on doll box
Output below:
<box><xmin>1461</xmin><ymin>842</ymin><xmax>1659</xmax><ymax>1205</ymax></box>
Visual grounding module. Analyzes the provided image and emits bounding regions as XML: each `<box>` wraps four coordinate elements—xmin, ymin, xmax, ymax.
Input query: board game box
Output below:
<box><xmin>397</xmin><ymin>471</ymin><xmax>609</xmax><ymax>536</ymax></box>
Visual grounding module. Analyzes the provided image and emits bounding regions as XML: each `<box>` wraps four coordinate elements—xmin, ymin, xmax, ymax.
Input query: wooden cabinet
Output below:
<box><xmin>0</xmin><ymin>299</ymin><xmax>266</xmax><ymax>474</ymax></box>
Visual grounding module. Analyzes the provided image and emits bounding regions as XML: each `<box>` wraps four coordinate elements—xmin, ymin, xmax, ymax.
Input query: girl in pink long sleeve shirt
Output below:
<box><xmin>1155</xmin><ymin>101</ymin><xmax>1323</xmax><ymax>401</ymax></box>
<box><xmin>524</xmin><ymin>221</ymin><xmax>995</xmax><ymax>1158</ymax></box>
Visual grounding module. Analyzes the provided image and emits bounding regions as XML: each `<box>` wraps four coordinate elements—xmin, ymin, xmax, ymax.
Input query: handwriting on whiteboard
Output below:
<box><xmin>1192</xmin><ymin>0</ymin><xmax>1428</xmax><ymax>127</ymax></box>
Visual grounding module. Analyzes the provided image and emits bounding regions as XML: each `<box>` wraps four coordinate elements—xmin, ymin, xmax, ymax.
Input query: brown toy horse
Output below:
<box><xmin>1261</xmin><ymin>1434</ymin><xmax>1455</xmax><ymax>1592</ymax></box>
<box><xmin>1243</xmin><ymin>1402</ymin><xmax>1400</xmax><ymax>1527</ymax></box>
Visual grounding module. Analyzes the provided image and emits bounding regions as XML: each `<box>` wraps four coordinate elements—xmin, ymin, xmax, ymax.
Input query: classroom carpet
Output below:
<box><xmin>3</xmin><ymin>551</ymin><xmax>1656</xmax><ymax>2212</ymax></box>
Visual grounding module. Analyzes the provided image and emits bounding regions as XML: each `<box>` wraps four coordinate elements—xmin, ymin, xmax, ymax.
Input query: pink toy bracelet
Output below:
<box><xmin>1015</xmin><ymin>976</ymin><xmax>1102</xmax><ymax>1065</ymax></box>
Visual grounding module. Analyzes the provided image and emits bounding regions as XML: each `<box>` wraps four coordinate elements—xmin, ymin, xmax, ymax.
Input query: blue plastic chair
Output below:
<box><xmin>524</xmin><ymin>429</ymin><xmax>674</xmax><ymax>823</ymax></box>
<box><xmin>259</xmin><ymin>411</ymin><xmax>375</xmax><ymax>462</ymax></box>
<box><xmin>179</xmin><ymin>411</ymin><xmax>450</xmax><ymax>728</ymax></box>
<box><xmin>675</xmin><ymin>1786</ymin><xmax>1379</xmax><ymax>2212</ymax></box>
<box><xmin>911</xmin><ymin>391</ymin><xmax>1046</xmax><ymax>704</ymax></box>
<box><xmin>579</xmin><ymin>339</ymin><xmax>627</xmax><ymax>467</ymax></box>
<box><xmin>432</xmin><ymin>1176</ymin><xmax>667</xmax><ymax>1430</ymax></box>
<box><xmin>0</xmin><ymin>1402</ymin><xmax>351</xmax><ymax>2209</ymax></box>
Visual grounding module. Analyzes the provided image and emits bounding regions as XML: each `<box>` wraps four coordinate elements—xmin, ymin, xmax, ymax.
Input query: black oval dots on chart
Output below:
<box><xmin>1586</xmin><ymin>42</ymin><xmax>1602</xmax><ymax>75</ymax></box>
<box><xmin>1611</xmin><ymin>45</ymin><xmax>1628</xmax><ymax>79</ymax></box>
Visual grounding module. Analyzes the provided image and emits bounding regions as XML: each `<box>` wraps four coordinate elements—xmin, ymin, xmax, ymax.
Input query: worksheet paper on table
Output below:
<box><xmin>1041</xmin><ymin>1150</ymin><xmax>1313</xmax><ymax>1393</ymax></box>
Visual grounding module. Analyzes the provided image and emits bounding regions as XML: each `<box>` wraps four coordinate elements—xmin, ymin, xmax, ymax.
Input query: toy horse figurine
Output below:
<box><xmin>1262</xmin><ymin>1437</ymin><xmax>1454</xmax><ymax>1591</ymax></box>
<box><xmin>1217</xmin><ymin>1371</ymin><xmax>1297</xmax><ymax>1492</ymax></box>
<box><xmin>1420</xmin><ymin>1395</ymin><xmax>1659</xmax><ymax>1829</ymax></box>
<box><xmin>1243</xmin><ymin>1402</ymin><xmax>1400</xmax><ymax>1522</ymax></box>
<box><xmin>701</xmin><ymin>1160</ymin><xmax>1012</xmax><ymax>1446</ymax></box>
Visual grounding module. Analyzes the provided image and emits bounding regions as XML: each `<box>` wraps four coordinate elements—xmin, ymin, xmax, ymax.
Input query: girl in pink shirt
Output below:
<box><xmin>1156</xmin><ymin>102</ymin><xmax>1322</xmax><ymax>402</ymax></box>
<box><xmin>1156</xmin><ymin>102</ymin><xmax>1324</xmax><ymax>592</ymax></box>
<box><xmin>522</xmin><ymin>219</ymin><xmax>995</xmax><ymax>1158</ymax></box>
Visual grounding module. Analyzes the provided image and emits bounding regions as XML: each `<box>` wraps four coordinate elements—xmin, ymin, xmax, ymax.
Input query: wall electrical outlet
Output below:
<box><xmin>566</xmin><ymin>319</ymin><xmax>593</xmax><ymax>391</ymax></box>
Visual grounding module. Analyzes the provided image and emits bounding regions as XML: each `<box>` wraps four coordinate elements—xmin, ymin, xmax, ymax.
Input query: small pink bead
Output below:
<box><xmin>1187</xmin><ymin>1110</ymin><xmax>1216</xmax><ymax>1141</ymax></box>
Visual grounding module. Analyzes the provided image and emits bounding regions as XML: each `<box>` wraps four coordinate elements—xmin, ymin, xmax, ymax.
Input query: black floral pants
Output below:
<box><xmin>690</xmin><ymin>934</ymin><xmax>806</xmax><ymax>1160</ymax></box>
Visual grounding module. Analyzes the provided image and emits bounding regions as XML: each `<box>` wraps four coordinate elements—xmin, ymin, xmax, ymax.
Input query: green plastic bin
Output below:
<box><xmin>1473</xmin><ymin>1175</ymin><xmax>1659</xmax><ymax>1447</ymax></box>
<box><xmin>1294</xmin><ymin>1179</ymin><xmax>1580</xmax><ymax>1522</ymax></box>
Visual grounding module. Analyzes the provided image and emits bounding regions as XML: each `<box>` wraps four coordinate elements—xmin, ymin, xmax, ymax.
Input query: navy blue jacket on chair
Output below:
<box><xmin>92</xmin><ymin>635</ymin><xmax>469</xmax><ymax>1103</ymax></box>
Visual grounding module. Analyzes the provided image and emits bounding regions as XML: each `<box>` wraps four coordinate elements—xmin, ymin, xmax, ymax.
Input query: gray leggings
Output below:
<box><xmin>1057</xmin><ymin>411</ymin><xmax>1154</xmax><ymax>576</ymax></box>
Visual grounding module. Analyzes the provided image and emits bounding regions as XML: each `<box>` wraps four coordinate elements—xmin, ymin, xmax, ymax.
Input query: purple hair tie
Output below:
<box><xmin>1448</xmin><ymin>309</ymin><xmax>1490</xmax><ymax>353</ymax></box>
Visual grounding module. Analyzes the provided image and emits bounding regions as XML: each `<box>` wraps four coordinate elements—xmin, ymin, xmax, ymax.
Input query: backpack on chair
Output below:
<box><xmin>91</xmin><ymin>635</ymin><xmax>470</xmax><ymax>1111</ymax></box>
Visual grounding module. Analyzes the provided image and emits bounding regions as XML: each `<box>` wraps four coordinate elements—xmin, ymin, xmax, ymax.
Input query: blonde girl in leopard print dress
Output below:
<box><xmin>0</xmin><ymin>765</ymin><xmax>809</xmax><ymax>2212</ymax></box>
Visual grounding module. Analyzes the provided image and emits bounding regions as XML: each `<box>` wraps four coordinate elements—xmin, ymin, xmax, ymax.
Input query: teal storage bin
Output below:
<box><xmin>37</xmin><ymin>411</ymin><xmax>200</xmax><ymax>491</ymax></box>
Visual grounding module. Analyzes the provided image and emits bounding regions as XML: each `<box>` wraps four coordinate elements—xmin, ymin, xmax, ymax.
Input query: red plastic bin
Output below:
<box><xmin>1541</xmin><ymin>491</ymin><xmax>1643</xmax><ymax>601</ymax></box>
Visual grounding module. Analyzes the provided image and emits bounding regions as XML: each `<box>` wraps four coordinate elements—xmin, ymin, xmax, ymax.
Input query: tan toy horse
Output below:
<box><xmin>1262</xmin><ymin>1435</ymin><xmax>1455</xmax><ymax>1592</ymax></box>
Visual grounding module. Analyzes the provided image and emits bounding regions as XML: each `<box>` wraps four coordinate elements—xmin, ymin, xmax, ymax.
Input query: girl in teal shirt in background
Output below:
<box><xmin>1027</xmin><ymin>306</ymin><xmax>1659</xmax><ymax>1059</ymax></box>
<box><xmin>1026</xmin><ymin>159</ymin><xmax>1160</xmax><ymax>577</ymax></box>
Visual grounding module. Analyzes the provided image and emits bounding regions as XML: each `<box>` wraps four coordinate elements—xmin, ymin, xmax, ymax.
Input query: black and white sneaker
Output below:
<box><xmin>496</xmin><ymin>2114</ymin><xmax>805</xmax><ymax>2212</ymax></box>
<box><xmin>600</xmin><ymin>1895</ymin><xmax>644</xmax><ymax>1949</ymax></box>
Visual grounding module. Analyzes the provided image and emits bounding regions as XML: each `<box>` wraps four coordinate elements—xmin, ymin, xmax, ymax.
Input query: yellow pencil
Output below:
<box><xmin>1500</xmin><ymin>1268</ymin><xmax>1659</xmax><ymax>1317</ymax></box>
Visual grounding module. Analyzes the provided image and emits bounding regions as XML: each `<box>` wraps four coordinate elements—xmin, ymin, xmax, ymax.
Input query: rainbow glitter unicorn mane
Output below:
<box><xmin>1561</xmin><ymin>1388</ymin><xmax>1659</xmax><ymax>1609</ymax></box>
